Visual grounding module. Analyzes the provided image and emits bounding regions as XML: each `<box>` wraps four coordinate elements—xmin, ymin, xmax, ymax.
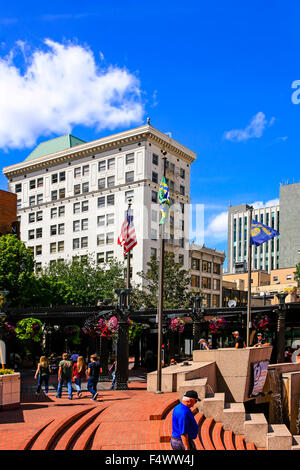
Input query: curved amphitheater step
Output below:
<box><xmin>18</xmin><ymin>394</ymin><xmax>262</xmax><ymax>451</ymax></box>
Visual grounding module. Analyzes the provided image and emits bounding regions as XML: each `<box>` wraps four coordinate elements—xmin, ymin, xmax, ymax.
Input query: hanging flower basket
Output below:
<box><xmin>64</xmin><ymin>325</ymin><xmax>81</xmax><ymax>345</ymax></box>
<box><xmin>168</xmin><ymin>317</ymin><xmax>185</xmax><ymax>334</ymax></box>
<box><xmin>208</xmin><ymin>316</ymin><xmax>227</xmax><ymax>334</ymax></box>
<box><xmin>15</xmin><ymin>318</ymin><xmax>43</xmax><ymax>343</ymax></box>
<box><xmin>252</xmin><ymin>314</ymin><xmax>270</xmax><ymax>332</ymax></box>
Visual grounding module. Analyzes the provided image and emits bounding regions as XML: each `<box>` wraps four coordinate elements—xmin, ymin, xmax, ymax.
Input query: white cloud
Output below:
<box><xmin>0</xmin><ymin>39</ymin><xmax>144</xmax><ymax>150</ymax></box>
<box><xmin>224</xmin><ymin>111</ymin><xmax>274</xmax><ymax>142</ymax></box>
<box><xmin>251</xmin><ymin>198</ymin><xmax>279</xmax><ymax>209</ymax></box>
<box><xmin>205</xmin><ymin>211</ymin><xmax>228</xmax><ymax>241</ymax></box>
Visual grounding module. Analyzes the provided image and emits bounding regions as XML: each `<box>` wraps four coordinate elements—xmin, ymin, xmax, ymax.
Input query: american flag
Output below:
<box><xmin>117</xmin><ymin>207</ymin><xmax>137</xmax><ymax>254</ymax></box>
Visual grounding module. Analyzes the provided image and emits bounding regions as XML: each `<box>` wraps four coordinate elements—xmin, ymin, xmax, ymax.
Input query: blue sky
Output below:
<box><xmin>1</xmin><ymin>1</ymin><xmax>300</xmax><ymax>266</ymax></box>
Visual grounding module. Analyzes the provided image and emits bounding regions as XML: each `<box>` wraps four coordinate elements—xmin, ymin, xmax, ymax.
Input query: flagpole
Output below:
<box><xmin>126</xmin><ymin>199</ymin><xmax>132</xmax><ymax>291</ymax></box>
<box><xmin>246</xmin><ymin>205</ymin><xmax>253</xmax><ymax>347</ymax></box>
<box><xmin>156</xmin><ymin>154</ymin><xmax>167</xmax><ymax>394</ymax></box>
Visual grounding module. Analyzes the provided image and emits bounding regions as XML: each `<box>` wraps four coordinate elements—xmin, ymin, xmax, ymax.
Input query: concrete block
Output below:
<box><xmin>222</xmin><ymin>402</ymin><xmax>245</xmax><ymax>435</ymax></box>
<box><xmin>178</xmin><ymin>378</ymin><xmax>207</xmax><ymax>402</ymax></box>
<box><xmin>203</xmin><ymin>393</ymin><xmax>225</xmax><ymax>423</ymax></box>
<box><xmin>267</xmin><ymin>424</ymin><xmax>292</xmax><ymax>450</ymax></box>
<box><xmin>244</xmin><ymin>413</ymin><xmax>268</xmax><ymax>448</ymax></box>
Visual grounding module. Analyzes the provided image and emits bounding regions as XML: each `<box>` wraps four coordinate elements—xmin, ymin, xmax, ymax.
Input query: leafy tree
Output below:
<box><xmin>131</xmin><ymin>252</ymin><xmax>191</xmax><ymax>309</ymax></box>
<box><xmin>37</xmin><ymin>256</ymin><xmax>125</xmax><ymax>306</ymax></box>
<box><xmin>0</xmin><ymin>234</ymin><xmax>35</xmax><ymax>307</ymax></box>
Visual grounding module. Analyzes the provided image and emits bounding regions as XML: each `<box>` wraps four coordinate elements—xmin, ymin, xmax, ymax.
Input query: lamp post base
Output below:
<box><xmin>114</xmin><ymin>382</ymin><xmax>129</xmax><ymax>390</ymax></box>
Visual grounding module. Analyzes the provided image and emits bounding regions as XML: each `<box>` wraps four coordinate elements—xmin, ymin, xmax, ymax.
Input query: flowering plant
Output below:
<box><xmin>15</xmin><ymin>318</ymin><xmax>43</xmax><ymax>343</ymax></box>
<box><xmin>0</xmin><ymin>369</ymin><xmax>15</xmax><ymax>375</ymax></box>
<box><xmin>64</xmin><ymin>325</ymin><xmax>81</xmax><ymax>344</ymax></box>
<box><xmin>169</xmin><ymin>317</ymin><xmax>185</xmax><ymax>333</ymax></box>
<box><xmin>208</xmin><ymin>316</ymin><xmax>227</xmax><ymax>334</ymax></box>
<box><xmin>252</xmin><ymin>314</ymin><xmax>270</xmax><ymax>332</ymax></box>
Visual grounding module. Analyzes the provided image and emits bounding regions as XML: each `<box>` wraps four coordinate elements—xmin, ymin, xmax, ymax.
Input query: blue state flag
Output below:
<box><xmin>250</xmin><ymin>220</ymin><xmax>279</xmax><ymax>246</ymax></box>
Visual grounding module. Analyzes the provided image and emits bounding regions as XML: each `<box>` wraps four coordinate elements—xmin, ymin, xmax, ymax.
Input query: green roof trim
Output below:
<box><xmin>25</xmin><ymin>135</ymin><xmax>86</xmax><ymax>161</ymax></box>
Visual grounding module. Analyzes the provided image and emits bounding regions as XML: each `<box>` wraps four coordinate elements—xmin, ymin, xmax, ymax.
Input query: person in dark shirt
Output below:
<box><xmin>171</xmin><ymin>390</ymin><xmax>200</xmax><ymax>450</ymax></box>
<box><xmin>87</xmin><ymin>354</ymin><xmax>101</xmax><ymax>400</ymax></box>
<box><xmin>232</xmin><ymin>331</ymin><xmax>246</xmax><ymax>349</ymax></box>
<box><xmin>253</xmin><ymin>333</ymin><xmax>270</xmax><ymax>348</ymax></box>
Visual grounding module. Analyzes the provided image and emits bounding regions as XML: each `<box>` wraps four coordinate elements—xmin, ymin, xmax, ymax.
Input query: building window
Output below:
<box><xmin>73</xmin><ymin>238</ymin><xmax>80</xmax><ymax>250</ymax></box>
<box><xmin>98</xmin><ymin>160</ymin><xmax>106</xmax><ymax>172</ymax></box>
<box><xmin>97</xmin><ymin>252</ymin><xmax>105</xmax><ymax>263</ymax></box>
<box><xmin>152</xmin><ymin>172</ymin><xmax>158</xmax><ymax>183</ymax></box>
<box><xmin>151</xmin><ymin>247</ymin><xmax>157</xmax><ymax>258</ymax></box>
<box><xmin>125</xmin><ymin>171</ymin><xmax>134</xmax><ymax>183</ymax></box>
<box><xmin>97</xmin><ymin>215</ymin><xmax>105</xmax><ymax>227</ymax></box>
<box><xmin>81</xmin><ymin>219</ymin><xmax>88</xmax><ymax>231</ymax></box>
<box><xmin>37</xmin><ymin>194</ymin><xmax>43</xmax><ymax>205</ymax></box>
<box><xmin>15</xmin><ymin>183</ymin><xmax>22</xmax><ymax>193</ymax></box>
<box><xmin>107</xmin><ymin>194</ymin><xmax>115</xmax><ymax>206</ymax></box>
<box><xmin>74</xmin><ymin>184</ymin><xmax>81</xmax><ymax>195</ymax></box>
<box><xmin>202</xmin><ymin>261</ymin><xmax>211</xmax><ymax>273</ymax></box>
<box><xmin>36</xmin><ymin>228</ymin><xmax>43</xmax><ymax>238</ymax></box>
<box><xmin>213</xmin><ymin>279</ymin><xmax>220</xmax><ymax>290</ymax></box>
<box><xmin>35</xmin><ymin>262</ymin><xmax>42</xmax><ymax>273</ymax></box>
<box><xmin>98</xmin><ymin>178</ymin><xmax>106</xmax><ymax>190</ymax></box>
<box><xmin>126</xmin><ymin>153</ymin><xmax>134</xmax><ymax>164</ymax></box>
<box><xmin>81</xmin><ymin>201</ymin><xmax>89</xmax><ymax>212</ymax></box>
<box><xmin>106</xmin><ymin>232</ymin><xmax>114</xmax><ymax>244</ymax></box>
<box><xmin>59</xmin><ymin>188</ymin><xmax>65</xmax><ymax>199</ymax></box>
<box><xmin>82</xmin><ymin>182</ymin><xmax>89</xmax><ymax>193</ymax></box>
<box><xmin>178</xmin><ymin>254</ymin><xmax>184</xmax><ymax>266</ymax></box>
<box><xmin>97</xmin><ymin>234</ymin><xmax>105</xmax><ymax>246</ymax></box>
<box><xmin>191</xmin><ymin>275</ymin><xmax>200</xmax><ymax>288</ymax></box>
<box><xmin>17</xmin><ymin>199</ymin><xmax>21</xmax><ymax>209</ymax></box>
<box><xmin>50</xmin><ymin>225</ymin><xmax>57</xmax><ymax>236</ymax></box>
<box><xmin>73</xmin><ymin>220</ymin><xmax>80</xmax><ymax>232</ymax></box>
<box><xmin>106</xmin><ymin>251</ymin><xmax>114</xmax><ymax>261</ymax></box>
<box><xmin>74</xmin><ymin>167</ymin><xmax>81</xmax><ymax>178</ymax></box>
<box><xmin>58</xmin><ymin>241</ymin><xmax>64</xmax><ymax>252</ymax></box>
<box><xmin>192</xmin><ymin>258</ymin><xmax>200</xmax><ymax>270</ymax></box>
<box><xmin>180</xmin><ymin>202</ymin><xmax>184</xmax><ymax>214</ymax></box>
<box><xmin>81</xmin><ymin>237</ymin><xmax>88</xmax><ymax>248</ymax></box>
<box><xmin>82</xmin><ymin>165</ymin><xmax>89</xmax><ymax>176</ymax></box>
<box><xmin>51</xmin><ymin>190</ymin><xmax>58</xmax><ymax>201</ymax></box>
<box><xmin>151</xmin><ymin>229</ymin><xmax>157</xmax><ymax>240</ymax></box>
<box><xmin>152</xmin><ymin>191</ymin><xmax>158</xmax><ymax>203</ymax></box>
<box><xmin>29</xmin><ymin>196</ymin><xmax>35</xmax><ymax>206</ymax></box>
<box><xmin>28</xmin><ymin>229</ymin><xmax>35</xmax><ymax>240</ymax></box>
<box><xmin>36</xmin><ymin>211</ymin><xmax>43</xmax><ymax>221</ymax></box>
<box><xmin>59</xmin><ymin>206</ymin><xmax>65</xmax><ymax>217</ymax></box>
<box><xmin>52</xmin><ymin>174</ymin><xmax>58</xmax><ymax>184</ymax></box>
<box><xmin>180</xmin><ymin>185</ymin><xmax>185</xmax><ymax>196</ymax></box>
<box><xmin>73</xmin><ymin>202</ymin><xmax>80</xmax><ymax>214</ymax></box>
<box><xmin>29</xmin><ymin>179</ymin><xmax>36</xmax><ymax>190</ymax></box>
<box><xmin>152</xmin><ymin>153</ymin><xmax>159</xmax><ymax>166</ymax></box>
<box><xmin>286</xmin><ymin>275</ymin><xmax>292</xmax><ymax>280</ymax></box>
<box><xmin>107</xmin><ymin>158</ymin><xmax>115</xmax><ymax>170</ymax></box>
<box><xmin>58</xmin><ymin>223</ymin><xmax>64</xmax><ymax>235</ymax></box>
<box><xmin>180</xmin><ymin>168</ymin><xmax>185</xmax><ymax>179</ymax></box>
<box><xmin>202</xmin><ymin>277</ymin><xmax>211</xmax><ymax>289</ymax></box>
<box><xmin>36</xmin><ymin>245</ymin><xmax>42</xmax><ymax>256</ymax></box>
<box><xmin>59</xmin><ymin>171</ymin><xmax>66</xmax><ymax>182</ymax></box>
<box><xmin>125</xmin><ymin>190</ymin><xmax>134</xmax><ymax>203</ymax></box>
<box><xmin>273</xmin><ymin>276</ymin><xmax>278</xmax><ymax>281</ymax></box>
<box><xmin>212</xmin><ymin>294</ymin><xmax>220</xmax><ymax>307</ymax></box>
<box><xmin>106</xmin><ymin>213</ymin><xmax>114</xmax><ymax>225</ymax></box>
<box><xmin>107</xmin><ymin>176</ymin><xmax>115</xmax><ymax>188</ymax></box>
<box><xmin>213</xmin><ymin>263</ymin><xmax>221</xmax><ymax>275</ymax></box>
<box><xmin>98</xmin><ymin>196</ymin><xmax>105</xmax><ymax>208</ymax></box>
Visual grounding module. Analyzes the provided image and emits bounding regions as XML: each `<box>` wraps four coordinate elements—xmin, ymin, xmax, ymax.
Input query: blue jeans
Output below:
<box><xmin>57</xmin><ymin>377</ymin><xmax>73</xmax><ymax>398</ymax></box>
<box><xmin>74</xmin><ymin>377</ymin><xmax>82</xmax><ymax>393</ymax></box>
<box><xmin>87</xmin><ymin>377</ymin><xmax>98</xmax><ymax>397</ymax></box>
<box><xmin>111</xmin><ymin>371</ymin><xmax>116</xmax><ymax>388</ymax></box>
<box><xmin>37</xmin><ymin>375</ymin><xmax>49</xmax><ymax>393</ymax></box>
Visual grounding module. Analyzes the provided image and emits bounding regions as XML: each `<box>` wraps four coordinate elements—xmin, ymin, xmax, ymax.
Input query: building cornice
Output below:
<box><xmin>3</xmin><ymin>125</ymin><xmax>197</xmax><ymax>179</ymax></box>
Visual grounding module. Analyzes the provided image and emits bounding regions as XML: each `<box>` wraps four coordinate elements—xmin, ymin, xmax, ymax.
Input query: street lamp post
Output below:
<box><xmin>276</xmin><ymin>292</ymin><xmax>288</xmax><ymax>364</ymax></box>
<box><xmin>190</xmin><ymin>294</ymin><xmax>205</xmax><ymax>349</ymax></box>
<box><xmin>246</xmin><ymin>205</ymin><xmax>254</xmax><ymax>347</ymax></box>
<box><xmin>114</xmin><ymin>288</ymin><xmax>132</xmax><ymax>390</ymax></box>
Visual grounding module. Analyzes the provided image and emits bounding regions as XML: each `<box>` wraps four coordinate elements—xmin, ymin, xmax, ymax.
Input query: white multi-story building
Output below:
<box><xmin>3</xmin><ymin>124</ymin><xmax>196</xmax><ymax>285</ymax></box>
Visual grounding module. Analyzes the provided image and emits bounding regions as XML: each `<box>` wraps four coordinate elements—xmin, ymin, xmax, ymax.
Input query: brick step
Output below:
<box><xmin>199</xmin><ymin>417</ymin><xmax>215</xmax><ymax>450</ymax></box>
<box><xmin>149</xmin><ymin>398</ymin><xmax>180</xmax><ymax>421</ymax></box>
<box><xmin>18</xmin><ymin>419</ymin><xmax>55</xmax><ymax>450</ymax></box>
<box><xmin>52</xmin><ymin>406</ymin><xmax>105</xmax><ymax>450</ymax></box>
<box><xmin>235</xmin><ymin>434</ymin><xmax>247</xmax><ymax>450</ymax></box>
<box><xmin>212</xmin><ymin>422</ymin><xmax>225</xmax><ymax>450</ymax></box>
<box><xmin>71</xmin><ymin>406</ymin><xmax>107</xmax><ymax>450</ymax></box>
<box><xmin>30</xmin><ymin>407</ymin><xmax>95</xmax><ymax>450</ymax></box>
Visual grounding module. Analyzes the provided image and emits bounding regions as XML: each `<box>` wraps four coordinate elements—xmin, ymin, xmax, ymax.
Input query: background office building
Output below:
<box><xmin>3</xmin><ymin>124</ymin><xmax>196</xmax><ymax>286</ymax></box>
<box><xmin>227</xmin><ymin>202</ymin><xmax>280</xmax><ymax>274</ymax></box>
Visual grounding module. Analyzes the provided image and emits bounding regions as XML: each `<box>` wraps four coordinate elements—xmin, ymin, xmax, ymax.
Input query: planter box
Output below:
<box><xmin>0</xmin><ymin>373</ymin><xmax>20</xmax><ymax>410</ymax></box>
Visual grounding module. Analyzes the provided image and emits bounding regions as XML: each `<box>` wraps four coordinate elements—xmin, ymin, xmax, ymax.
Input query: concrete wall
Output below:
<box><xmin>279</xmin><ymin>183</ymin><xmax>300</xmax><ymax>269</ymax></box>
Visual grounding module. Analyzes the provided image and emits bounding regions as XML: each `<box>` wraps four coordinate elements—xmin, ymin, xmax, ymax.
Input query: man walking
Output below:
<box><xmin>232</xmin><ymin>331</ymin><xmax>246</xmax><ymax>349</ymax></box>
<box><xmin>87</xmin><ymin>354</ymin><xmax>101</xmax><ymax>400</ymax></box>
<box><xmin>56</xmin><ymin>353</ymin><xmax>73</xmax><ymax>400</ymax></box>
<box><xmin>171</xmin><ymin>390</ymin><xmax>200</xmax><ymax>450</ymax></box>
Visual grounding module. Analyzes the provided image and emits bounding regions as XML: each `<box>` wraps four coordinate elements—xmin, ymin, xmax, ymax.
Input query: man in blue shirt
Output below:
<box><xmin>171</xmin><ymin>390</ymin><xmax>200</xmax><ymax>450</ymax></box>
